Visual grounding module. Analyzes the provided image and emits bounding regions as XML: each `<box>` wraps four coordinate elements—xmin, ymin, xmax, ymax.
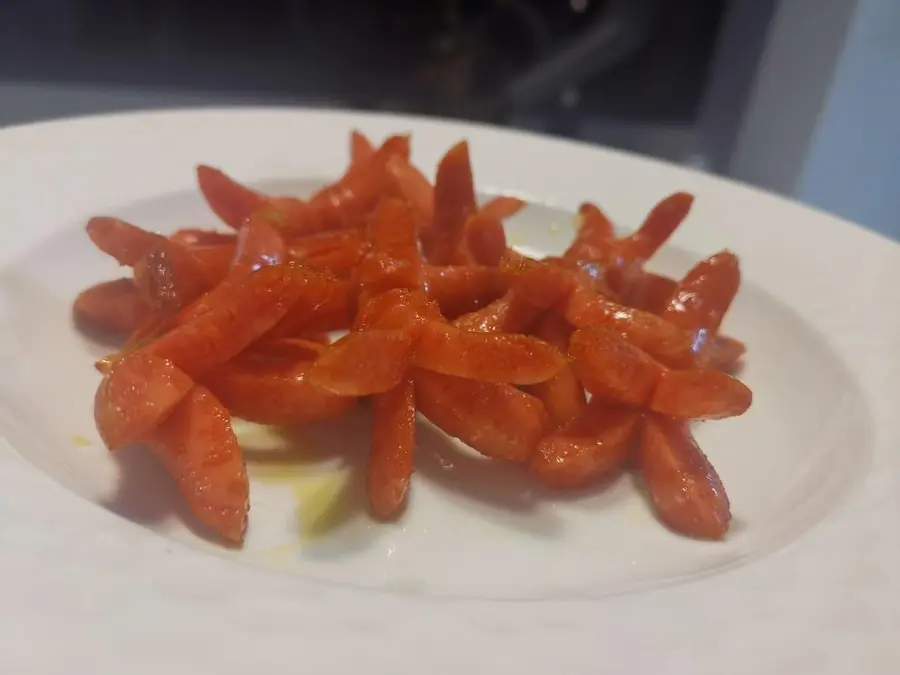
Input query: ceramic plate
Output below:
<box><xmin>0</xmin><ymin>108</ymin><xmax>898</xmax><ymax>674</ymax></box>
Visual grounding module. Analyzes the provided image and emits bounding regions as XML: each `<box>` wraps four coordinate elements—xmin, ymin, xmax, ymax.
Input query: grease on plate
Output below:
<box><xmin>253</xmin><ymin>462</ymin><xmax>357</xmax><ymax>542</ymax></box>
<box><xmin>235</xmin><ymin>419</ymin><xmax>362</xmax><ymax>545</ymax></box>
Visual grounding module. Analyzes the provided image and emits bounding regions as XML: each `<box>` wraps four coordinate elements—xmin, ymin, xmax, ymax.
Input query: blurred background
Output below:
<box><xmin>1</xmin><ymin>0</ymin><xmax>897</xmax><ymax>239</ymax></box>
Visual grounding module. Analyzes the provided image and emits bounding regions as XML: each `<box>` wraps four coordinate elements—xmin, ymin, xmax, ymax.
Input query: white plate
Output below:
<box><xmin>0</xmin><ymin>108</ymin><xmax>898</xmax><ymax>674</ymax></box>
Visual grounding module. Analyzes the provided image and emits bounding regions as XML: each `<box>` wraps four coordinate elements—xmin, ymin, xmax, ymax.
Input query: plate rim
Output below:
<box><xmin>3</xmin><ymin>104</ymin><xmax>895</xmax><ymax>236</ymax></box>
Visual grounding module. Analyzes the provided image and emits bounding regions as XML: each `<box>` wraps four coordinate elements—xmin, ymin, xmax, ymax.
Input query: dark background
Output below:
<box><xmin>0</xmin><ymin>0</ymin><xmax>727</xmax><ymax>160</ymax></box>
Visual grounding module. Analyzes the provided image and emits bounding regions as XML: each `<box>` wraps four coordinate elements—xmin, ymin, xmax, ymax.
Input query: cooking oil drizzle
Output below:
<box><xmin>235</xmin><ymin>419</ymin><xmax>364</xmax><ymax>558</ymax></box>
